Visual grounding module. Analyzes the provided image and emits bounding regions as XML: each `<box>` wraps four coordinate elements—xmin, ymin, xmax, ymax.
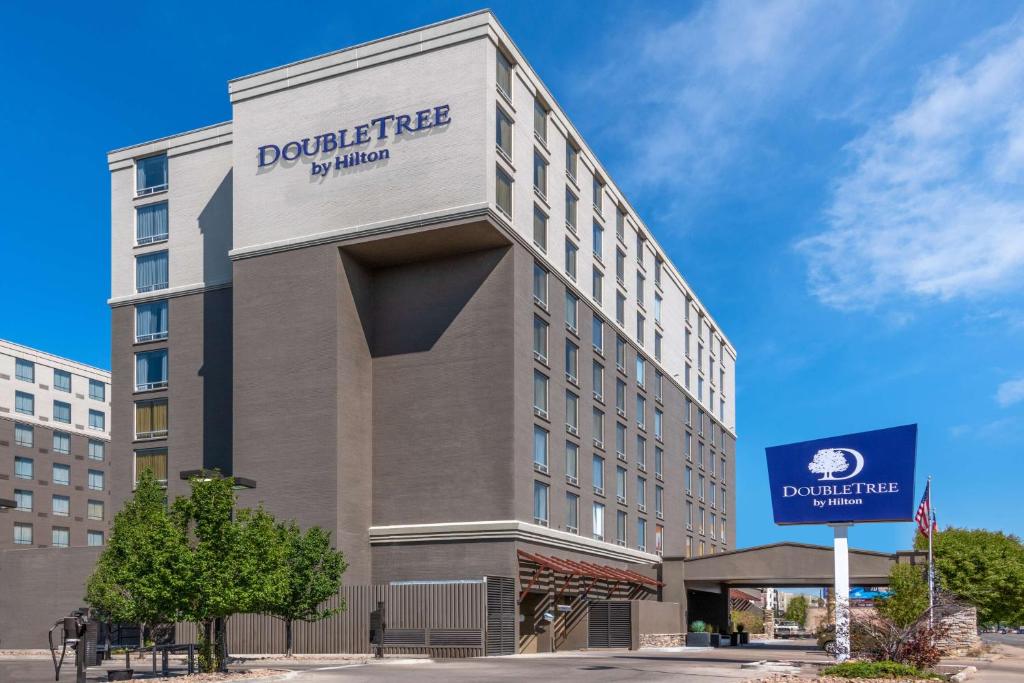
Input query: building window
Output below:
<box><xmin>615</xmin><ymin>335</ymin><xmax>626</xmax><ymax>371</ymax></box>
<box><xmin>14</xmin><ymin>489</ymin><xmax>32</xmax><ymax>512</ymax></box>
<box><xmin>700</xmin><ymin>506</ymin><xmax>706</xmax><ymax>534</ymax></box>
<box><xmin>615</xmin><ymin>208</ymin><xmax>626</xmax><ymax>242</ymax></box>
<box><xmin>533</xmin><ymin>480</ymin><xmax>549</xmax><ymax>526</ymax></box>
<box><xmin>566</xmin><ymin>142</ymin><xmax>578</xmax><ymax>181</ymax></box>
<box><xmin>15</xmin><ymin>423</ymin><xmax>33</xmax><ymax>447</ymax></box>
<box><xmin>52</xmin><ymin>527</ymin><xmax>70</xmax><ymax>548</ymax></box>
<box><xmin>685</xmin><ymin>398</ymin><xmax>693</xmax><ymax>426</ymax></box>
<box><xmin>533</xmin><ymin>261</ymin><xmax>548</xmax><ymax>307</ymax></box>
<box><xmin>699</xmin><ymin>442</ymin><xmax>705</xmax><ymax>469</ymax></box>
<box><xmin>592</xmin><ymin>316</ymin><xmax>604</xmax><ymax>355</ymax></box>
<box><xmin>710</xmin><ymin>483</ymin><xmax>717</xmax><ymax>509</ymax></box>
<box><xmin>615</xmin><ymin>292</ymin><xmax>625</xmax><ymax>326</ymax></box>
<box><xmin>636</xmin><ymin>517</ymin><xmax>647</xmax><ymax>552</ymax></box>
<box><xmin>654</xmin><ymin>371</ymin><xmax>663</xmax><ymax>402</ymax></box>
<box><xmin>15</xmin><ymin>391</ymin><xmax>34</xmax><ymax>415</ymax></box>
<box><xmin>496</xmin><ymin>106</ymin><xmax>513</xmax><ymax>160</ymax></box>
<box><xmin>636</xmin><ymin>312</ymin><xmax>645</xmax><ymax>345</ymax></box>
<box><xmin>565</xmin><ymin>292</ymin><xmax>578</xmax><ymax>332</ymax></box>
<box><xmin>655</xmin><ymin>256</ymin><xmax>663</xmax><ymax>286</ymax></box>
<box><xmin>592</xmin><ymin>267</ymin><xmax>603</xmax><ymax>304</ymax></box>
<box><xmin>687</xmin><ymin>500</ymin><xmax>693</xmax><ymax>529</ymax></box>
<box><xmin>686</xmin><ymin>536</ymin><xmax>693</xmax><ymax>558</ymax></box>
<box><xmin>592</xmin><ymin>176</ymin><xmax>604</xmax><ymax>215</ymax></box>
<box><xmin>616</xmin><ymin>510</ymin><xmax>627</xmax><ymax>546</ymax></box>
<box><xmin>88</xmin><ymin>409</ymin><xmax>106</xmax><ymax>431</ymax></box>
<box><xmin>88</xmin><ymin>440</ymin><xmax>105</xmax><ymax>461</ymax></box>
<box><xmin>533</xmin><ymin>425</ymin><xmax>549</xmax><ymax>473</ymax></box>
<box><xmin>15</xmin><ymin>457</ymin><xmax>33</xmax><ymax>480</ymax></box>
<box><xmin>565</xmin><ymin>239</ymin><xmax>578</xmax><ymax>281</ymax></box>
<box><xmin>654</xmin><ymin>294</ymin><xmax>662</xmax><ymax>325</ymax></box>
<box><xmin>710</xmin><ymin>512</ymin><xmax>717</xmax><ymax>540</ymax></box>
<box><xmin>615</xmin><ymin>422</ymin><xmax>626</xmax><ymax>459</ymax></box>
<box><xmin>533</xmin><ymin>152</ymin><xmax>547</xmax><ymax>199</ymax></box>
<box><xmin>135</xmin><ymin>300</ymin><xmax>169</xmax><ymax>342</ymax></box>
<box><xmin>636</xmin><ymin>356</ymin><xmax>646</xmax><ymax>388</ymax></box>
<box><xmin>533</xmin><ymin>371</ymin><xmax>549</xmax><ymax>418</ymax></box>
<box><xmin>566</xmin><ymin>492</ymin><xmax>579</xmax><ymax>534</ymax></box>
<box><xmin>52</xmin><ymin>431</ymin><xmax>70</xmax><ymax>455</ymax></box>
<box><xmin>685</xmin><ymin>432</ymin><xmax>692</xmax><ymax>461</ymax></box>
<box><xmin>14</xmin><ymin>523</ymin><xmax>32</xmax><ymax>545</ymax></box>
<box><xmin>655</xmin><ymin>485</ymin><xmax>664</xmax><ymax>519</ymax></box>
<box><xmin>592</xmin><ymin>220</ymin><xmax>603</xmax><ymax>260</ymax></box>
<box><xmin>566</xmin><ymin>441</ymin><xmax>579</xmax><ymax>485</ymax></box>
<box><xmin>496</xmin><ymin>50</ymin><xmax>513</xmax><ymax>99</ymax></box>
<box><xmin>615</xmin><ymin>466</ymin><xmax>627</xmax><ymax>503</ymax></box>
<box><xmin>565</xmin><ymin>189</ymin><xmax>578</xmax><ymax>233</ymax></box>
<box><xmin>654</xmin><ymin>446</ymin><xmax>663</xmax><ymax>480</ymax></box>
<box><xmin>636</xmin><ymin>231</ymin><xmax>646</xmax><ymax>268</ymax></box>
<box><xmin>136</xmin><ymin>201</ymin><xmax>169</xmax><ymax>245</ymax></box>
<box><xmin>533</xmin><ymin>315</ymin><xmax>548</xmax><ymax>362</ymax></box>
<box><xmin>592</xmin><ymin>408</ymin><xmax>605</xmax><ymax>448</ymax></box>
<box><xmin>495</xmin><ymin>166</ymin><xmax>513</xmax><ymax>218</ymax></box>
<box><xmin>136</xmin><ymin>251</ymin><xmax>169</xmax><ymax>293</ymax></box>
<box><xmin>721</xmin><ymin>457</ymin><xmax>727</xmax><ymax>480</ymax></box>
<box><xmin>685</xmin><ymin>363</ymin><xmax>691</xmax><ymax>389</ymax></box>
<box><xmin>88</xmin><ymin>469</ymin><xmax>104</xmax><ymax>492</ymax></box>
<box><xmin>89</xmin><ymin>379</ymin><xmax>106</xmax><ymax>402</ymax></box>
<box><xmin>53</xmin><ymin>400</ymin><xmax>71</xmax><ymax>423</ymax></box>
<box><xmin>655</xmin><ymin>524</ymin><xmax>664</xmax><ymax>555</ymax></box>
<box><xmin>615</xmin><ymin>379</ymin><xmax>626</xmax><ymax>416</ymax></box>
<box><xmin>134</xmin><ymin>448</ymin><xmax>168</xmax><ymax>485</ymax></box>
<box><xmin>532</xmin><ymin>207</ymin><xmax>548</xmax><ymax>253</ymax></box>
<box><xmin>685</xmin><ymin>466</ymin><xmax>692</xmax><ymax>495</ymax></box>
<box><xmin>135</xmin><ymin>399</ymin><xmax>169</xmax><ymax>439</ymax></box>
<box><xmin>592</xmin><ymin>502</ymin><xmax>605</xmax><ymax>541</ymax></box>
<box><xmin>654</xmin><ymin>409</ymin><xmax>663</xmax><ymax>441</ymax></box>
<box><xmin>637</xmin><ymin>435</ymin><xmax>647</xmax><ymax>470</ymax></box>
<box><xmin>53</xmin><ymin>369</ymin><xmax>71</xmax><ymax>393</ymax></box>
<box><xmin>88</xmin><ymin>530</ymin><xmax>104</xmax><ymax>547</ymax></box>
<box><xmin>615</xmin><ymin>248</ymin><xmax>625</xmax><ymax>283</ymax></box>
<box><xmin>592</xmin><ymin>454</ymin><xmax>605</xmax><ymax>494</ymax></box>
<box><xmin>15</xmin><ymin>358</ymin><xmax>35</xmax><ymax>382</ymax></box>
<box><xmin>52</xmin><ymin>495</ymin><xmax>70</xmax><ymax>517</ymax></box>
<box><xmin>636</xmin><ymin>272</ymin><xmax>645</xmax><ymax>307</ymax></box>
<box><xmin>566</xmin><ymin>391</ymin><xmax>579</xmax><ymax>434</ymax></box>
<box><xmin>592</xmin><ymin>360</ymin><xmax>604</xmax><ymax>401</ymax></box>
<box><xmin>136</xmin><ymin>154</ymin><xmax>168</xmax><ymax>196</ymax></box>
<box><xmin>53</xmin><ymin>464</ymin><xmax>70</xmax><ymax>486</ymax></box>
<box><xmin>135</xmin><ymin>349</ymin><xmax>168</xmax><ymax>391</ymax></box>
<box><xmin>654</xmin><ymin>331</ymin><xmax>662</xmax><ymax>361</ymax></box>
<box><xmin>533</xmin><ymin>98</ymin><xmax>547</xmax><ymax>143</ymax></box>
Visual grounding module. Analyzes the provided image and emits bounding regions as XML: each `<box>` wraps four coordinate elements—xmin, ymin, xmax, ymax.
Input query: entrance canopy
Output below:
<box><xmin>673</xmin><ymin>542</ymin><xmax>913</xmax><ymax>589</ymax></box>
<box><xmin>517</xmin><ymin>550</ymin><xmax>662</xmax><ymax>602</ymax></box>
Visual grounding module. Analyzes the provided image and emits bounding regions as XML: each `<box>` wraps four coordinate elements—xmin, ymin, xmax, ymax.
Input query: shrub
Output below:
<box><xmin>689</xmin><ymin>620</ymin><xmax>706</xmax><ymax>633</ymax></box>
<box><xmin>821</xmin><ymin>660</ymin><xmax>941</xmax><ymax>679</ymax></box>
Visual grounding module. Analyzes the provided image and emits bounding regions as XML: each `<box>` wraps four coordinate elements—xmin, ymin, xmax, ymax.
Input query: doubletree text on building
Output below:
<box><xmin>256</xmin><ymin>104</ymin><xmax>452</xmax><ymax>172</ymax></box>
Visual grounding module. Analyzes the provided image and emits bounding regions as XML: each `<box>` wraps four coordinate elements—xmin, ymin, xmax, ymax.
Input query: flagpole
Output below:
<box><xmin>927</xmin><ymin>476</ymin><xmax>934</xmax><ymax>626</ymax></box>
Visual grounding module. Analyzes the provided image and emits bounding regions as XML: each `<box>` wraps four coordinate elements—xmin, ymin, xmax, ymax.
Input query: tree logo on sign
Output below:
<box><xmin>808</xmin><ymin>448</ymin><xmax>865</xmax><ymax>481</ymax></box>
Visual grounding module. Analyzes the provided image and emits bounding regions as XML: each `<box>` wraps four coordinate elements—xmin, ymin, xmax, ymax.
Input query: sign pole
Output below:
<box><xmin>927</xmin><ymin>476</ymin><xmax>934</xmax><ymax>627</ymax></box>
<box><xmin>831</xmin><ymin>523</ymin><xmax>851</xmax><ymax>662</ymax></box>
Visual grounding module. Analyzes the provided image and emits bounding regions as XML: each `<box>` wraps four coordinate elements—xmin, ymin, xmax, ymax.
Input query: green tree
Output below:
<box><xmin>86</xmin><ymin>471</ymin><xmax>188</xmax><ymax>644</ymax></box>
<box><xmin>259</xmin><ymin>522</ymin><xmax>348</xmax><ymax>657</ymax></box>
<box><xmin>876</xmin><ymin>564</ymin><xmax>930</xmax><ymax>628</ymax></box>
<box><xmin>916</xmin><ymin>527</ymin><xmax>1024</xmax><ymax>626</ymax></box>
<box><xmin>784</xmin><ymin>595</ymin><xmax>808</xmax><ymax>627</ymax></box>
<box><xmin>173</xmin><ymin>476</ymin><xmax>286</xmax><ymax>672</ymax></box>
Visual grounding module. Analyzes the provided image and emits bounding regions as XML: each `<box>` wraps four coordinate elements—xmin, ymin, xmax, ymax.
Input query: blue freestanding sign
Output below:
<box><xmin>765</xmin><ymin>424</ymin><xmax>917</xmax><ymax>525</ymax></box>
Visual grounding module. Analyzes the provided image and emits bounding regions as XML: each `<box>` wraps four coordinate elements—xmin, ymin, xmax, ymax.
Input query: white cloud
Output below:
<box><xmin>997</xmin><ymin>377</ymin><xmax>1024</xmax><ymax>407</ymax></box>
<box><xmin>799</xmin><ymin>21</ymin><xmax>1024</xmax><ymax>309</ymax></box>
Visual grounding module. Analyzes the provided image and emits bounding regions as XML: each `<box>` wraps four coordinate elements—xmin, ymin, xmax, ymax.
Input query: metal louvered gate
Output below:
<box><xmin>588</xmin><ymin>601</ymin><xmax>632</xmax><ymax>648</ymax></box>
<box><xmin>485</xmin><ymin>576</ymin><xmax>516</xmax><ymax>655</ymax></box>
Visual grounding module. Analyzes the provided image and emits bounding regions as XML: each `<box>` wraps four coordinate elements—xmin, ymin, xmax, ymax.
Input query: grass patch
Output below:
<box><xmin>820</xmin><ymin>660</ymin><xmax>942</xmax><ymax>679</ymax></box>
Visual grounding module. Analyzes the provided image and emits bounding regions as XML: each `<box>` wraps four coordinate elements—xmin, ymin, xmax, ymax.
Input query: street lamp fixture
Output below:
<box><xmin>177</xmin><ymin>469</ymin><xmax>257</xmax><ymax>490</ymax></box>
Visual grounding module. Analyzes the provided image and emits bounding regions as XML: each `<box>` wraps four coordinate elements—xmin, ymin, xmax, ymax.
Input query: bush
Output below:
<box><xmin>821</xmin><ymin>660</ymin><xmax>940</xmax><ymax>679</ymax></box>
<box><xmin>689</xmin><ymin>620</ymin><xmax>706</xmax><ymax>633</ymax></box>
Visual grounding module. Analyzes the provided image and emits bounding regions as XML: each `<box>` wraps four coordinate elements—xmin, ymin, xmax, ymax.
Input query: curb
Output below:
<box><xmin>950</xmin><ymin>665</ymin><xmax>976</xmax><ymax>682</ymax></box>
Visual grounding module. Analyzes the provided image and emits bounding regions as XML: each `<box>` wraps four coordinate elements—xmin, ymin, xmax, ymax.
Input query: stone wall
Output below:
<box><xmin>640</xmin><ymin>633</ymin><xmax>685</xmax><ymax>648</ymax></box>
<box><xmin>934</xmin><ymin>605</ymin><xmax>981</xmax><ymax>656</ymax></box>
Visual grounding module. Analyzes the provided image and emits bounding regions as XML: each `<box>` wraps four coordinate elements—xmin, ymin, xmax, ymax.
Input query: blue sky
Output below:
<box><xmin>2</xmin><ymin>1</ymin><xmax>1023</xmax><ymax>554</ymax></box>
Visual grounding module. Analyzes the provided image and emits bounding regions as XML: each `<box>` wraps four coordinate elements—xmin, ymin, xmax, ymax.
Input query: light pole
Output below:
<box><xmin>178</xmin><ymin>470</ymin><xmax>257</xmax><ymax>671</ymax></box>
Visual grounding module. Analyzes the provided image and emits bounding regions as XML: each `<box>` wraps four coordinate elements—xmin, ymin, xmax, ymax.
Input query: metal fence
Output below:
<box><xmin>176</xmin><ymin>581</ymin><xmax>490</xmax><ymax>657</ymax></box>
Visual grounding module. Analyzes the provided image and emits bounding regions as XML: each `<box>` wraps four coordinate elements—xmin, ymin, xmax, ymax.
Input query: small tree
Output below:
<box><xmin>877</xmin><ymin>564</ymin><xmax>929</xmax><ymax>629</ymax></box>
<box><xmin>784</xmin><ymin>595</ymin><xmax>808</xmax><ymax>627</ymax></box>
<box><xmin>261</xmin><ymin>521</ymin><xmax>348</xmax><ymax>657</ymax></box>
<box><xmin>808</xmin><ymin>449</ymin><xmax>849</xmax><ymax>480</ymax></box>
<box><xmin>86</xmin><ymin>471</ymin><xmax>188</xmax><ymax>643</ymax></box>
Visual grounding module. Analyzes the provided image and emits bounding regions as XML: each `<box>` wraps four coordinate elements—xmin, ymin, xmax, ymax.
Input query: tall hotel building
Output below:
<box><xmin>108</xmin><ymin>10</ymin><xmax>735</xmax><ymax>614</ymax></box>
<box><xmin>0</xmin><ymin>340</ymin><xmax>111</xmax><ymax>549</ymax></box>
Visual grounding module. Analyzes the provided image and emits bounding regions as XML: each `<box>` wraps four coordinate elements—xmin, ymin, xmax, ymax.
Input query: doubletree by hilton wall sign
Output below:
<box><xmin>764</xmin><ymin>424</ymin><xmax>918</xmax><ymax>525</ymax></box>
<box><xmin>256</xmin><ymin>104</ymin><xmax>452</xmax><ymax>179</ymax></box>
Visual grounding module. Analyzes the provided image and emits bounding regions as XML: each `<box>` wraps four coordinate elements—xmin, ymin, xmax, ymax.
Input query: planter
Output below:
<box><xmin>739</xmin><ymin>632</ymin><xmax>750</xmax><ymax>645</ymax></box>
<box><xmin>710</xmin><ymin>633</ymin><xmax>722</xmax><ymax>647</ymax></box>
<box><xmin>108</xmin><ymin>671</ymin><xmax>134</xmax><ymax>681</ymax></box>
<box><xmin>685</xmin><ymin>631</ymin><xmax>711</xmax><ymax>647</ymax></box>
<box><xmin>730</xmin><ymin>632</ymin><xmax>739</xmax><ymax>646</ymax></box>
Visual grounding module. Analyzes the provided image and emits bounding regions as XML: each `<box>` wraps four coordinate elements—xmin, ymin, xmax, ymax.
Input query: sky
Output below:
<box><xmin>2</xmin><ymin>1</ymin><xmax>1023</xmax><ymax>555</ymax></box>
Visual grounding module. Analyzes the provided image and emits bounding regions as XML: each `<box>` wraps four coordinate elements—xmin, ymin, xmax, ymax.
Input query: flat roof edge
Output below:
<box><xmin>107</xmin><ymin>120</ymin><xmax>233</xmax><ymax>159</ymax></box>
<box><xmin>0</xmin><ymin>339</ymin><xmax>111</xmax><ymax>377</ymax></box>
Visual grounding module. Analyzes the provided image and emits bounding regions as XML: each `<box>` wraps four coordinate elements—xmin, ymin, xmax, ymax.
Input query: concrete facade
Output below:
<box><xmin>0</xmin><ymin>341</ymin><xmax>111</xmax><ymax>550</ymax></box>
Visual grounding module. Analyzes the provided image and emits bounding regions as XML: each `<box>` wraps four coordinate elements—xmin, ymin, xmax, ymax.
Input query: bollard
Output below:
<box><xmin>162</xmin><ymin>648</ymin><xmax>169</xmax><ymax>676</ymax></box>
<box><xmin>187</xmin><ymin>644</ymin><xmax>195</xmax><ymax>674</ymax></box>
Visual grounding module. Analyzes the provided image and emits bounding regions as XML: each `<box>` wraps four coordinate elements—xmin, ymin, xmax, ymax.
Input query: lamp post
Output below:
<box><xmin>178</xmin><ymin>470</ymin><xmax>257</xmax><ymax>671</ymax></box>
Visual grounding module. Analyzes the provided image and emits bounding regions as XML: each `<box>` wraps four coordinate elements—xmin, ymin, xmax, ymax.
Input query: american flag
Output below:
<box><xmin>916</xmin><ymin>481</ymin><xmax>937</xmax><ymax>537</ymax></box>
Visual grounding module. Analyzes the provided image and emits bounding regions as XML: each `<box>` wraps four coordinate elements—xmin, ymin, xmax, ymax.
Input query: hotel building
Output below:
<box><xmin>0</xmin><ymin>340</ymin><xmax>111</xmax><ymax>549</ymax></box>
<box><xmin>105</xmin><ymin>10</ymin><xmax>736</xmax><ymax>650</ymax></box>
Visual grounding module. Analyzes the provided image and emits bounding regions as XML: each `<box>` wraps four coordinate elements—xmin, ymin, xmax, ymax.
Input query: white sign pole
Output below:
<box><xmin>832</xmin><ymin>523</ymin><xmax>851</xmax><ymax>662</ymax></box>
